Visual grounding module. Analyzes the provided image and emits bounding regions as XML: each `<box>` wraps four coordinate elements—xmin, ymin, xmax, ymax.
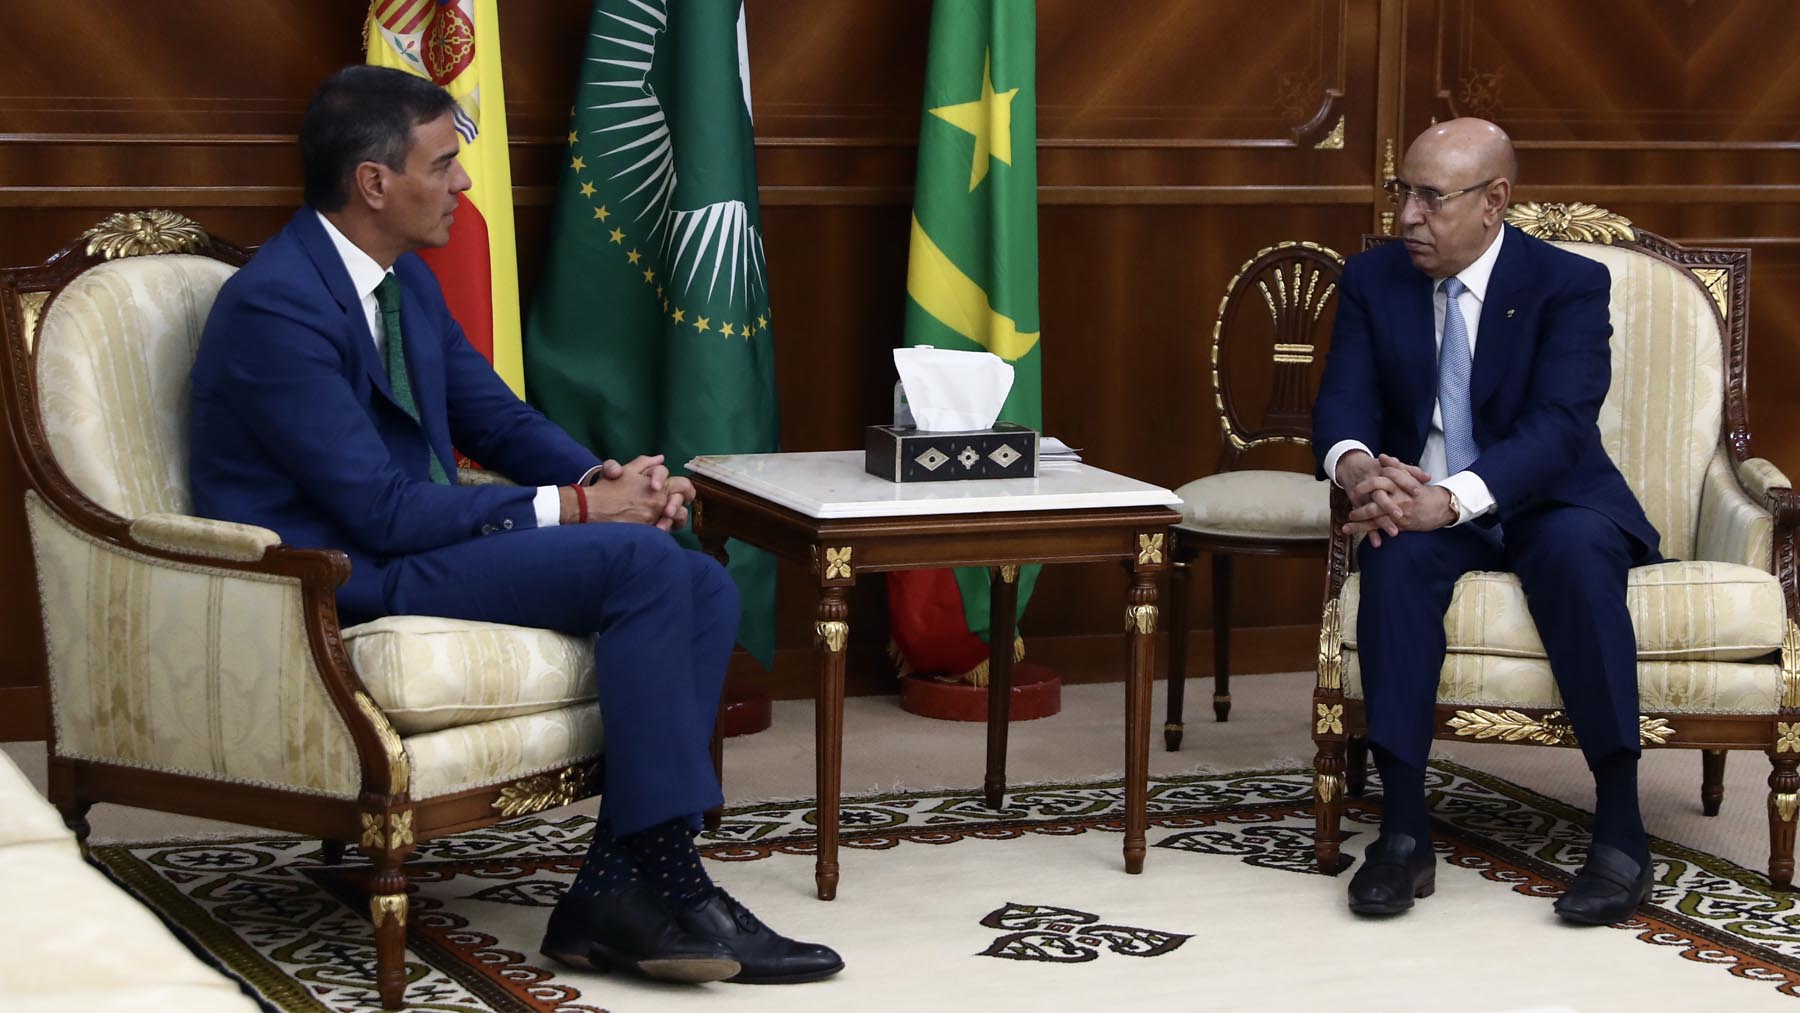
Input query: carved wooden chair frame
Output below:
<box><xmin>0</xmin><ymin>211</ymin><xmax>605</xmax><ymax>1008</ymax></box>
<box><xmin>1166</xmin><ymin>241</ymin><xmax>1343</xmax><ymax>748</ymax></box>
<box><xmin>1308</xmin><ymin>202</ymin><xmax>1800</xmax><ymax>889</ymax></box>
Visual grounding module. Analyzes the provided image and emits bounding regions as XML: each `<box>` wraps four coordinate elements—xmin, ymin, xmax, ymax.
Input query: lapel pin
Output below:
<box><xmin>1505</xmin><ymin>308</ymin><xmax>1516</xmax><ymax>318</ymax></box>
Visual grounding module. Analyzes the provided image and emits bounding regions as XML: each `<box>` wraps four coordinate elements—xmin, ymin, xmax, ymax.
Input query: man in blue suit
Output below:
<box><xmin>1313</xmin><ymin>119</ymin><xmax>1660</xmax><ymax>925</ymax></box>
<box><xmin>189</xmin><ymin>66</ymin><xmax>840</xmax><ymax>985</ymax></box>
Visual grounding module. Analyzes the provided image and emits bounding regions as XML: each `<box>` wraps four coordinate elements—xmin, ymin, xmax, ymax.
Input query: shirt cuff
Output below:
<box><xmin>1434</xmin><ymin>470</ymin><xmax>1496</xmax><ymax>527</ymax></box>
<box><xmin>1323</xmin><ymin>440</ymin><xmax>1372</xmax><ymax>488</ymax></box>
<box><xmin>532</xmin><ymin>485</ymin><xmax>562</xmax><ymax>528</ymax></box>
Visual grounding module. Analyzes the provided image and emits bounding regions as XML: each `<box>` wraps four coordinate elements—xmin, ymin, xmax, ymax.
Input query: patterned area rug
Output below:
<box><xmin>91</xmin><ymin>761</ymin><xmax>1800</xmax><ymax>1012</ymax></box>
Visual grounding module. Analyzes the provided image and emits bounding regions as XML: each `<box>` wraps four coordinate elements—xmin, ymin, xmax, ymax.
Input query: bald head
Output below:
<box><xmin>1394</xmin><ymin>118</ymin><xmax>1516</xmax><ymax>278</ymax></box>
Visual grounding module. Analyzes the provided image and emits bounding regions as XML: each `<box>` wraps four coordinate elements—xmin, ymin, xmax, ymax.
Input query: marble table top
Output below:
<box><xmin>687</xmin><ymin>450</ymin><xmax>1181</xmax><ymax>520</ymax></box>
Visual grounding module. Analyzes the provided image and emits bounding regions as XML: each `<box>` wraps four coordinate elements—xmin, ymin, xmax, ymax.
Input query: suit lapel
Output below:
<box><xmin>292</xmin><ymin>209</ymin><xmax>397</xmax><ymax>403</ymax></box>
<box><xmin>1393</xmin><ymin>257</ymin><xmax>1439</xmax><ymax>451</ymax></box>
<box><xmin>1471</xmin><ymin>225</ymin><xmax>1531</xmax><ymax>412</ymax></box>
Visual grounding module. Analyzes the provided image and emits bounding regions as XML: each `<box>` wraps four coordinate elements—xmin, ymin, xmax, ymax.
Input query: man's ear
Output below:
<box><xmin>1485</xmin><ymin>179</ymin><xmax>1512</xmax><ymax>224</ymax></box>
<box><xmin>351</xmin><ymin>161</ymin><xmax>388</xmax><ymax>211</ymax></box>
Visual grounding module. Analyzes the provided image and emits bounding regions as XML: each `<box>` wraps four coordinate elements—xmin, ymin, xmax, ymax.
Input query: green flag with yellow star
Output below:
<box><xmin>887</xmin><ymin>0</ymin><xmax>1042</xmax><ymax>681</ymax></box>
<box><xmin>524</xmin><ymin>0</ymin><xmax>778</xmax><ymax>666</ymax></box>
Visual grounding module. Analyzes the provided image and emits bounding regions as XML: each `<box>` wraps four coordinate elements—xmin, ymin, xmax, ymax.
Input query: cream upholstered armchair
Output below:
<box><xmin>1165</xmin><ymin>242</ymin><xmax>1341</xmax><ymax>748</ymax></box>
<box><xmin>1310</xmin><ymin>204</ymin><xmax>1800</xmax><ymax>889</ymax></box>
<box><xmin>1</xmin><ymin>212</ymin><xmax>610</xmax><ymax>1010</ymax></box>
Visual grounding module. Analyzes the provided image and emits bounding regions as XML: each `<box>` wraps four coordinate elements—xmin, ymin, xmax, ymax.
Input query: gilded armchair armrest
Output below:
<box><xmin>1697</xmin><ymin>452</ymin><xmax>1776</xmax><ymax>569</ymax></box>
<box><xmin>128</xmin><ymin>512</ymin><xmax>280</xmax><ymax>562</ymax></box>
<box><xmin>1740</xmin><ymin>457</ymin><xmax>1796</xmax><ymax>519</ymax></box>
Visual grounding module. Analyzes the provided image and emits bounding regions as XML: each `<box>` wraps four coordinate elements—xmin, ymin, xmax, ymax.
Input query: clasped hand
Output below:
<box><xmin>568</xmin><ymin>454</ymin><xmax>694</xmax><ymax>531</ymax></box>
<box><xmin>1336</xmin><ymin>451</ymin><xmax>1456</xmax><ymax>546</ymax></box>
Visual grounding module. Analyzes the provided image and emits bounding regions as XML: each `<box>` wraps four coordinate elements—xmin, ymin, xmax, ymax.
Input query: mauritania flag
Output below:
<box><xmin>524</xmin><ymin>0</ymin><xmax>779</xmax><ymax>666</ymax></box>
<box><xmin>365</xmin><ymin>0</ymin><xmax>525</xmax><ymax>395</ymax></box>
<box><xmin>888</xmin><ymin>0</ymin><xmax>1042</xmax><ymax>683</ymax></box>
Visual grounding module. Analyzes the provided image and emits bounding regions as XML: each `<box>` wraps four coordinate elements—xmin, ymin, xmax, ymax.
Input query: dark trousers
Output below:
<box><xmin>1356</xmin><ymin>505</ymin><xmax>1653</xmax><ymax>772</ymax></box>
<box><xmin>378</xmin><ymin>522</ymin><xmax>736</xmax><ymax>836</ymax></box>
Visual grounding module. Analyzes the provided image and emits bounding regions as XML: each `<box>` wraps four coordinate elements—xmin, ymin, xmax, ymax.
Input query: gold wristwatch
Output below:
<box><xmin>1444</xmin><ymin>487</ymin><xmax>1464</xmax><ymax>524</ymax></box>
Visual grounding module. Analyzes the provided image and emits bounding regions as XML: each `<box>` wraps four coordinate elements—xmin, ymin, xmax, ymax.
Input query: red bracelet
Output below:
<box><xmin>573</xmin><ymin>483</ymin><xmax>589</xmax><ymax>524</ymax></box>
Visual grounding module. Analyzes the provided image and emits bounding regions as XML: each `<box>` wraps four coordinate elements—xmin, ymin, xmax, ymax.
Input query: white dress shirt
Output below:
<box><xmin>1323</xmin><ymin>225</ymin><xmax>1505</xmax><ymax>525</ymax></box>
<box><xmin>315</xmin><ymin>212</ymin><xmax>568</xmax><ymax>527</ymax></box>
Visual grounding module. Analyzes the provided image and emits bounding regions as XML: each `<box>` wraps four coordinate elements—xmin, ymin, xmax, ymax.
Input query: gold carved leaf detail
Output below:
<box><xmin>1778</xmin><ymin>722</ymin><xmax>1800</xmax><ymax>755</ymax></box>
<box><xmin>1778</xmin><ymin>793</ymin><xmax>1799</xmax><ymax>824</ymax></box>
<box><xmin>1503</xmin><ymin>202</ymin><xmax>1635</xmax><ymax>245</ymax></box>
<box><xmin>1136</xmin><ymin>533</ymin><xmax>1164</xmax><ymax>566</ymax></box>
<box><xmin>1447</xmin><ymin>707</ymin><xmax>1576</xmax><ymax>745</ymax></box>
<box><xmin>493</xmin><ymin>765</ymin><xmax>592</xmax><ymax>817</ymax></box>
<box><xmin>1314</xmin><ymin>114</ymin><xmax>1345</xmax><ymax>150</ymax></box>
<box><xmin>815</xmin><ymin>620</ymin><xmax>849</xmax><ymax>653</ymax></box>
<box><xmin>1316</xmin><ymin>598</ymin><xmax>1343</xmax><ymax>691</ymax></box>
<box><xmin>1782</xmin><ymin>621</ymin><xmax>1799</xmax><ymax>709</ymax></box>
<box><xmin>354</xmin><ymin>692</ymin><xmax>410</xmax><ymax>796</ymax></box>
<box><xmin>1315</xmin><ymin>703</ymin><xmax>1344</xmax><ymax>736</ymax></box>
<box><xmin>1691</xmin><ymin>268</ymin><xmax>1731</xmax><ymax>323</ymax></box>
<box><xmin>1125</xmin><ymin>604</ymin><xmax>1158</xmax><ymax>636</ymax></box>
<box><xmin>1315</xmin><ymin>773</ymin><xmax>1342</xmax><ymax>804</ymax></box>
<box><xmin>17</xmin><ymin>291</ymin><xmax>48</xmax><ymax>354</ymax></box>
<box><xmin>370</xmin><ymin>893</ymin><xmax>408</xmax><ymax>928</ymax></box>
<box><xmin>360</xmin><ymin>812</ymin><xmax>383</xmax><ymax>849</ymax></box>
<box><xmin>1637</xmin><ymin>717</ymin><xmax>1675</xmax><ymax>747</ymax></box>
<box><xmin>80</xmin><ymin>209</ymin><xmax>211</xmax><ymax>260</ymax></box>
<box><xmin>823</xmin><ymin>546</ymin><xmax>853</xmax><ymax>580</ymax></box>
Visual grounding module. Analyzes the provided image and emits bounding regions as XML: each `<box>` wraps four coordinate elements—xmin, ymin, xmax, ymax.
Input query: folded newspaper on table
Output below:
<box><xmin>866</xmin><ymin>347</ymin><xmax>1039</xmax><ymax>483</ymax></box>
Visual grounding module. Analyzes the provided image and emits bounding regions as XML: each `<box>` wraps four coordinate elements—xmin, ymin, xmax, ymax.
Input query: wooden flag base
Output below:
<box><xmin>899</xmin><ymin>662</ymin><xmax>1061</xmax><ymax>722</ymax></box>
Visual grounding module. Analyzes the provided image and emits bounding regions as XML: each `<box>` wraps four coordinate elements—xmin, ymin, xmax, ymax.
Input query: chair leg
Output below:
<box><xmin>1346</xmin><ymin>735</ymin><xmax>1369</xmax><ymax>798</ymax></box>
<box><xmin>372</xmin><ymin>845</ymin><xmax>411</xmax><ymax>1010</ymax></box>
<box><xmin>48</xmin><ymin>761</ymin><xmax>92</xmax><ymax>858</ymax></box>
<box><xmin>1164</xmin><ymin>559</ymin><xmax>1191</xmax><ymax>751</ymax></box>
<box><xmin>1212</xmin><ymin>554</ymin><xmax>1233</xmax><ymax>722</ymax></box>
<box><xmin>320</xmin><ymin>839</ymin><xmax>346</xmax><ymax>865</ymax></box>
<box><xmin>1314</xmin><ymin>737</ymin><xmax>1349</xmax><ymax>874</ymax></box>
<box><xmin>1701</xmin><ymin>749</ymin><xmax>1726</xmax><ymax>817</ymax></box>
<box><xmin>1770</xmin><ymin>750</ymin><xmax>1798</xmax><ymax>891</ymax></box>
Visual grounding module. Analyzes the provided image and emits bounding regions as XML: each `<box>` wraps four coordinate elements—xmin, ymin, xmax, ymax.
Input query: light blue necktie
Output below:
<box><xmin>1438</xmin><ymin>276</ymin><xmax>1478</xmax><ymax>476</ymax></box>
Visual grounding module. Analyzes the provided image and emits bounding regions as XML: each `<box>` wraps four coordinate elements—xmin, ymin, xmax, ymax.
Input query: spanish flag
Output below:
<box><xmin>364</xmin><ymin>0</ymin><xmax>524</xmax><ymax>396</ymax></box>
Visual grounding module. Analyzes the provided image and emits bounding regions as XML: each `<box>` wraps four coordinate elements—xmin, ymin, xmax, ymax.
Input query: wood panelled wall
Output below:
<box><xmin>2</xmin><ymin>1</ymin><xmax>1797</xmax><ymax>732</ymax></box>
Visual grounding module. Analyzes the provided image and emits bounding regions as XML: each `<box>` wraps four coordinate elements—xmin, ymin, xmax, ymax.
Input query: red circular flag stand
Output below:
<box><xmin>899</xmin><ymin>662</ymin><xmax>1061</xmax><ymax>722</ymax></box>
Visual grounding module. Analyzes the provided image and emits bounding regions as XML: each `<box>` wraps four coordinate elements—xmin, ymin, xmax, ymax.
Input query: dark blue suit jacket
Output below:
<box><xmin>190</xmin><ymin>209</ymin><xmax>603</xmax><ymax>621</ymax></box>
<box><xmin>1312</xmin><ymin>224</ymin><xmax>1660</xmax><ymax>555</ymax></box>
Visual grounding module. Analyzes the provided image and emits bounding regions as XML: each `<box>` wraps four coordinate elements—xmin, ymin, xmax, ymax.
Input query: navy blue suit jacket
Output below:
<box><xmin>1312</xmin><ymin>224</ymin><xmax>1660</xmax><ymax>555</ymax></box>
<box><xmin>189</xmin><ymin>209</ymin><xmax>603</xmax><ymax>621</ymax></box>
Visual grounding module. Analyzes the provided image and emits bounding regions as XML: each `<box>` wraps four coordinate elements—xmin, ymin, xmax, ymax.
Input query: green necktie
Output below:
<box><xmin>373</xmin><ymin>274</ymin><xmax>449</xmax><ymax>485</ymax></box>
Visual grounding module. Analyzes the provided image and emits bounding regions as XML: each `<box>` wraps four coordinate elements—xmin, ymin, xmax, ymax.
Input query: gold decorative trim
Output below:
<box><xmin>1782</xmin><ymin>621</ymin><xmax>1799</xmax><ymax>709</ymax></box>
<box><xmin>1448</xmin><ymin>708</ymin><xmax>1575</xmax><ymax>745</ymax></box>
<box><xmin>354</xmin><ymin>692</ymin><xmax>410</xmax><ymax>796</ymax></box>
<box><xmin>1315</xmin><ymin>703</ymin><xmax>1344</xmax><ymax>735</ymax></box>
<box><xmin>80</xmin><ymin>209</ymin><xmax>211</xmax><ymax>260</ymax></box>
<box><xmin>1211</xmin><ymin>241</ymin><xmax>1346</xmax><ymax>453</ymax></box>
<box><xmin>815</xmin><ymin>620</ymin><xmax>849</xmax><ymax>654</ymax></box>
<box><xmin>360</xmin><ymin>813</ymin><xmax>383</xmax><ymax>849</ymax></box>
<box><xmin>1315</xmin><ymin>772</ymin><xmax>1342</xmax><ymax>804</ymax></box>
<box><xmin>823</xmin><ymin>546</ymin><xmax>853</xmax><ymax>580</ymax></box>
<box><xmin>1778</xmin><ymin>722</ymin><xmax>1800</xmax><ymax>754</ymax></box>
<box><xmin>1125</xmin><ymin>604</ymin><xmax>1158</xmax><ymax>636</ymax></box>
<box><xmin>1778</xmin><ymin>793</ymin><xmax>1799</xmax><ymax>824</ymax></box>
<box><xmin>1272</xmin><ymin>342</ymin><xmax>1316</xmax><ymax>365</ymax></box>
<box><xmin>1314</xmin><ymin>114</ymin><xmax>1346</xmax><ymax>150</ymax></box>
<box><xmin>999</xmin><ymin>564</ymin><xmax>1019</xmax><ymax>584</ymax></box>
<box><xmin>1136</xmin><ymin>533</ymin><xmax>1164</xmax><ymax>566</ymax></box>
<box><xmin>370</xmin><ymin>893</ymin><xmax>408</xmax><ymax>928</ymax></box>
<box><xmin>17</xmin><ymin>291</ymin><xmax>48</xmax><ymax>354</ymax></box>
<box><xmin>1638</xmin><ymin>717</ymin><xmax>1675</xmax><ymax>746</ymax></box>
<box><xmin>1316</xmin><ymin>598</ymin><xmax>1343</xmax><ymax>691</ymax></box>
<box><xmin>493</xmin><ymin>765</ymin><xmax>591</xmax><ymax>818</ymax></box>
<box><xmin>1503</xmin><ymin>202</ymin><xmax>1635</xmax><ymax>245</ymax></box>
<box><xmin>1164</xmin><ymin>721</ymin><xmax>1183</xmax><ymax>735</ymax></box>
<box><xmin>1691</xmin><ymin>267</ymin><xmax>1731</xmax><ymax>323</ymax></box>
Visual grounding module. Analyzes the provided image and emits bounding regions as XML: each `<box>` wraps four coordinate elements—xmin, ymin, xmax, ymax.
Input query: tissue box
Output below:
<box><xmin>864</xmin><ymin>423</ymin><xmax>1039</xmax><ymax>483</ymax></box>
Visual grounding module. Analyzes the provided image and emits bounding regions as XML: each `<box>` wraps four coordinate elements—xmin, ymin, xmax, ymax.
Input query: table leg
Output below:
<box><xmin>699</xmin><ymin>524</ymin><xmax>730</xmax><ymax>831</ymax></box>
<box><xmin>1124</xmin><ymin>567</ymin><xmax>1159</xmax><ymax>875</ymax></box>
<box><xmin>984</xmin><ymin>565</ymin><xmax>1021</xmax><ymax>809</ymax></box>
<box><xmin>813</xmin><ymin>588</ymin><xmax>849</xmax><ymax>900</ymax></box>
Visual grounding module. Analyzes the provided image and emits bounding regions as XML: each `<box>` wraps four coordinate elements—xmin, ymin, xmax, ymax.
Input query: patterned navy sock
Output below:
<box><xmin>1371</xmin><ymin>744</ymin><xmax>1431</xmax><ymax>845</ymax></box>
<box><xmin>566</xmin><ymin>821</ymin><xmax>643</xmax><ymax>900</ymax></box>
<box><xmin>1591</xmin><ymin>751</ymin><xmax>1649</xmax><ymax>867</ymax></box>
<box><xmin>621</xmin><ymin>818</ymin><xmax>715</xmax><ymax>906</ymax></box>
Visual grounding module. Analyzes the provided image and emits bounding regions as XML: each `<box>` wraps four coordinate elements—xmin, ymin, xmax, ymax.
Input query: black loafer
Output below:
<box><xmin>540</xmin><ymin>882</ymin><xmax>741</xmax><ymax>983</ymax></box>
<box><xmin>1347</xmin><ymin>833</ymin><xmax>1436</xmax><ymax>916</ymax></box>
<box><xmin>1554</xmin><ymin>844</ymin><xmax>1654</xmax><ymax>926</ymax></box>
<box><xmin>675</xmin><ymin>889</ymin><xmax>844</xmax><ymax>984</ymax></box>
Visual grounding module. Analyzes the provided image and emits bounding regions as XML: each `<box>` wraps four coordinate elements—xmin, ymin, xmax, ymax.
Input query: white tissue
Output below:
<box><xmin>893</xmin><ymin>346</ymin><xmax>1014</xmax><ymax>432</ymax></box>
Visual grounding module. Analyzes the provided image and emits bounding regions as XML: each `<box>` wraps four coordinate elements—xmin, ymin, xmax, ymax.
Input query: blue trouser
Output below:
<box><xmin>1356</xmin><ymin>505</ymin><xmax>1654</xmax><ymax>772</ymax></box>
<box><xmin>377</xmin><ymin>522</ymin><xmax>736</xmax><ymax>836</ymax></box>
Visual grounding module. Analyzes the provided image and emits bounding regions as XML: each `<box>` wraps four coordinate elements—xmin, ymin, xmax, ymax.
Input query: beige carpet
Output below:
<box><xmin>3</xmin><ymin>671</ymin><xmax>1778</xmax><ymax>872</ymax></box>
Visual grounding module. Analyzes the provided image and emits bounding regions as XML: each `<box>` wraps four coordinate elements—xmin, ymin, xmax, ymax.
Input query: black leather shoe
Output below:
<box><xmin>675</xmin><ymin>889</ymin><xmax>844</xmax><ymax>984</ymax></box>
<box><xmin>540</xmin><ymin>883</ymin><xmax>741</xmax><ymax>983</ymax></box>
<box><xmin>1347</xmin><ymin>833</ymin><xmax>1436</xmax><ymax>916</ymax></box>
<box><xmin>1554</xmin><ymin>844</ymin><xmax>1653</xmax><ymax>926</ymax></box>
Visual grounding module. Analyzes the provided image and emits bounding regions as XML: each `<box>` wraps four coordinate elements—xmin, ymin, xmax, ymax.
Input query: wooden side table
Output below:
<box><xmin>688</xmin><ymin>451</ymin><xmax>1181</xmax><ymax>900</ymax></box>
